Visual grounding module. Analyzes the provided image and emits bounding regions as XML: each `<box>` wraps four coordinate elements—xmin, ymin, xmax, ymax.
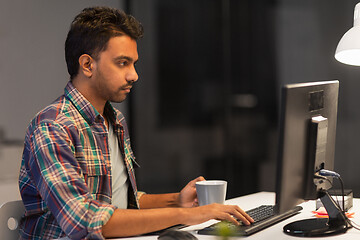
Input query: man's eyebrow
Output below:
<box><xmin>113</xmin><ymin>55</ymin><xmax>138</xmax><ymax>63</ymax></box>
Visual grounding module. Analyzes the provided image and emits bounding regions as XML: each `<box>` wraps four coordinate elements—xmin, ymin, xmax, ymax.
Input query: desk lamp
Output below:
<box><xmin>335</xmin><ymin>2</ymin><xmax>360</xmax><ymax>65</ymax></box>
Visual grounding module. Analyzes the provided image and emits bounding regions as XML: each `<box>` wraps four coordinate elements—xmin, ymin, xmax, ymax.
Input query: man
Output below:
<box><xmin>18</xmin><ymin>7</ymin><xmax>253</xmax><ymax>239</ymax></box>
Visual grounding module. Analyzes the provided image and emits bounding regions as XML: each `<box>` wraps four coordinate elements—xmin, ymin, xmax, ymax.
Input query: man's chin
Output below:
<box><xmin>110</xmin><ymin>96</ymin><xmax>127</xmax><ymax>103</ymax></box>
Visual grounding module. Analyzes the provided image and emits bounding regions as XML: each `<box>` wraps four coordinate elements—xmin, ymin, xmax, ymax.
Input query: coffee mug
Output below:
<box><xmin>195</xmin><ymin>180</ymin><xmax>227</xmax><ymax>206</ymax></box>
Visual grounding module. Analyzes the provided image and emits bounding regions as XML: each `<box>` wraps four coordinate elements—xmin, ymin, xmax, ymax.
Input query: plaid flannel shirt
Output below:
<box><xmin>18</xmin><ymin>81</ymin><xmax>141</xmax><ymax>239</ymax></box>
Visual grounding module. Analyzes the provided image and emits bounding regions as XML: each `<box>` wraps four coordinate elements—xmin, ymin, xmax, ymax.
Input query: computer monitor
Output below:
<box><xmin>275</xmin><ymin>80</ymin><xmax>348</xmax><ymax>237</ymax></box>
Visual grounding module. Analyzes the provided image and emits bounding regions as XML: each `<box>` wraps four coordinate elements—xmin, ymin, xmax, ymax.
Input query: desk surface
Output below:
<box><xmin>111</xmin><ymin>192</ymin><xmax>360</xmax><ymax>240</ymax></box>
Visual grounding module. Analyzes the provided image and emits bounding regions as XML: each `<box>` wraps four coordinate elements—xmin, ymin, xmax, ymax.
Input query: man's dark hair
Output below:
<box><xmin>65</xmin><ymin>6</ymin><xmax>144</xmax><ymax>79</ymax></box>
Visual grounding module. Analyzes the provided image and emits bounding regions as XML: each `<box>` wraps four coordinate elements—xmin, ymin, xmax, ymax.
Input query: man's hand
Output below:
<box><xmin>178</xmin><ymin>176</ymin><xmax>205</xmax><ymax>208</ymax></box>
<box><xmin>181</xmin><ymin>203</ymin><xmax>254</xmax><ymax>226</ymax></box>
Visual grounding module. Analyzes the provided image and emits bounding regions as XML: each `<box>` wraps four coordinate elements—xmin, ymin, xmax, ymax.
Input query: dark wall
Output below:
<box><xmin>130</xmin><ymin>0</ymin><xmax>360</xmax><ymax>197</ymax></box>
<box><xmin>130</xmin><ymin>0</ymin><xmax>277</xmax><ymax>198</ymax></box>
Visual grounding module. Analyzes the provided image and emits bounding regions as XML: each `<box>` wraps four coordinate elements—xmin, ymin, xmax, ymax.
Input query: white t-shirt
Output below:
<box><xmin>108</xmin><ymin>123</ymin><xmax>129</xmax><ymax>209</ymax></box>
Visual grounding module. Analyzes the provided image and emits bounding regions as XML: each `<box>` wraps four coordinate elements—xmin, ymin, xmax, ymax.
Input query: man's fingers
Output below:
<box><xmin>225</xmin><ymin>205</ymin><xmax>253</xmax><ymax>226</ymax></box>
<box><xmin>235</xmin><ymin>206</ymin><xmax>254</xmax><ymax>223</ymax></box>
<box><xmin>193</xmin><ymin>176</ymin><xmax>205</xmax><ymax>184</ymax></box>
<box><xmin>235</xmin><ymin>214</ymin><xmax>251</xmax><ymax>226</ymax></box>
<box><xmin>231</xmin><ymin>206</ymin><xmax>254</xmax><ymax>224</ymax></box>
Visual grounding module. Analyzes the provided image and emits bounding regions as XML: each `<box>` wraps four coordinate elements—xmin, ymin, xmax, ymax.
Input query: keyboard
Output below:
<box><xmin>247</xmin><ymin>205</ymin><xmax>275</xmax><ymax>222</ymax></box>
<box><xmin>198</xmin><ymin>205</ymin><xmax>303</xmax><ymax>236</ymax></box>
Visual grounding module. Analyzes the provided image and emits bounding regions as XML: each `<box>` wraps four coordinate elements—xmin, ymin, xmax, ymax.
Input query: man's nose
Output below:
<box><xmin>126</xmin><ymin>65</ymin><xmax>138</xmax><ymax>83</ymax></box>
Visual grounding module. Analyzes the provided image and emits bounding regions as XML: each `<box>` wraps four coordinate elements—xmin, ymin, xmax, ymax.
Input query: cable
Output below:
<box><xmin>314</xmin><ymin>173</ymin><xmax>333</xmax><ymax>186</ymax></box>
<box><xmin>347</xmin><ymin>218</ymin><xmax>360</xmax><ymax>231</ymax></box>
<box><xmin>334</xmin><ymin>176</ymin><xmax>360</xmax><ymax>231</ymax></box>
<box><xmin>313</xmin><ymin>173</ymin><xmax>344</xmax><ymax>218</ymax></box>
<box><xmin>319</xmin><ymin>169</ymin><xmax>340</xmax><ymax>178</ymax></box>
<box><xmin>318</xmin><ymin>170</ymin><xmax>345</xmax><ymax>212</ymax></box>
<box><xmin>319</xmin><ymin>171</ymin><xmax>360</xmax><ymax>232</ymax></box>
<box><xmin>316</xmin><ymin>170</ymin><xmax>360</xmax><ymax>232</ymax></box>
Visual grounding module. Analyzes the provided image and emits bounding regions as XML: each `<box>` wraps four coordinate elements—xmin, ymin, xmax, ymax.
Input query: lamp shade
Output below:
<box><xmin>335</xmin><ymin>3</ymin><xmax>360</xmax><ymax>66</ymax></box>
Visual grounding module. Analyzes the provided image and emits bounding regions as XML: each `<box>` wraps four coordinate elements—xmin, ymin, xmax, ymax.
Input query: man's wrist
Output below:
<box><xmin>174</xmin><ymin>192</ymin><xmax>181</xmax><ymax>207</ymax></box>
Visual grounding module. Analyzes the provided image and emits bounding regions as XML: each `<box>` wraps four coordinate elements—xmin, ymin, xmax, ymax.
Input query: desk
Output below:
<box><xmin>111</xmin><ymin>192</ymin><xmax>360</xmax><ymax>240</ymax></box>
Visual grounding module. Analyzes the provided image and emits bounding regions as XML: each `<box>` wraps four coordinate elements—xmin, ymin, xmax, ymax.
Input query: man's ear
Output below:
<box><xmin>78</xmin><ymin>54</ymin><xmax>94</xmax><ymax>78</ymax></box>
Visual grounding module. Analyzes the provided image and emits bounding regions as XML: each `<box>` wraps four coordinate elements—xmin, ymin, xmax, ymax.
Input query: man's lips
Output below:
<box><xmin>122</xmin><ymin>86</ymin><xmax>132</xmax><ymax>92</ymax></box>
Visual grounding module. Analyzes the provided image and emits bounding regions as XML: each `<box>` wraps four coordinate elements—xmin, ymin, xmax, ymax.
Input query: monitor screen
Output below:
<box><xmin>275</xmin><ymin>80</ymin><xmax>339</xmax><ymax>214</ymax></box>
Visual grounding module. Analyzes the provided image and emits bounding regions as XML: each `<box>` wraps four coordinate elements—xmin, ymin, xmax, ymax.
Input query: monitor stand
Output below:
<box><xmin>283</xmin><ymin>190</ymin><xmax>348</xmax><ymax>237</ymax></box>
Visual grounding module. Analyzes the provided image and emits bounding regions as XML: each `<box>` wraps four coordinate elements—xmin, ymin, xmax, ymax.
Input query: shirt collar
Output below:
<box><xmin>64</xmin><ymin>81</ymin><xmax>117</xmax><ymax>125</ymax></box>
<box><xmin>104</xmin><ymin>101</ymin><xmax>119</xmax><ymax>126</ymax></box>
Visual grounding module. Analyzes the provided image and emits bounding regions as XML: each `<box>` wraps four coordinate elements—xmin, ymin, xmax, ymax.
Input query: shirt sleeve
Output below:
<box><xmin>25</xmin><ymin>120</ymin><xmax>116</xmax><ymax>239</ymax></box>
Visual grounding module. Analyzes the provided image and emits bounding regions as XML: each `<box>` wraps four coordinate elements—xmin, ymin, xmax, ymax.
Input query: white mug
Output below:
<box><xmin>195</xmin><ymin>180</ymin><xmax>227</xmax><ymax>206</ymax></box>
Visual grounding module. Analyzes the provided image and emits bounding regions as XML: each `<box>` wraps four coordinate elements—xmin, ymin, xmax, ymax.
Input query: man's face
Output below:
<box><xmin>91</xmin><ymin>35</ymin><xmax>139</xmax><ymax>103</ymax></box>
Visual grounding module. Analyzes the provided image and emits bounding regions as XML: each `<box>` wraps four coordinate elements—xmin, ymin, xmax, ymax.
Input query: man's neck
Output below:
<box><xmin>71</xmin><ymin>77</ymin><xmax>106</xmax><ymax>116</ymax></box>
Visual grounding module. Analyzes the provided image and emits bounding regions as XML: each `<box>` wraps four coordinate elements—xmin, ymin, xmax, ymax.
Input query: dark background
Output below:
<box><xmin>128</xmin><ymin>0</ymin><xmax>360</xmax><ymax>198</ymax></box>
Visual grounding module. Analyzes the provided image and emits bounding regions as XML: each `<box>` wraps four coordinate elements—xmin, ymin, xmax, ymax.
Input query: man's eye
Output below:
<box><xmin>118</xmin><ymin>61</ymin><xmax>128</xmax><ymax>66</ymax></box>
